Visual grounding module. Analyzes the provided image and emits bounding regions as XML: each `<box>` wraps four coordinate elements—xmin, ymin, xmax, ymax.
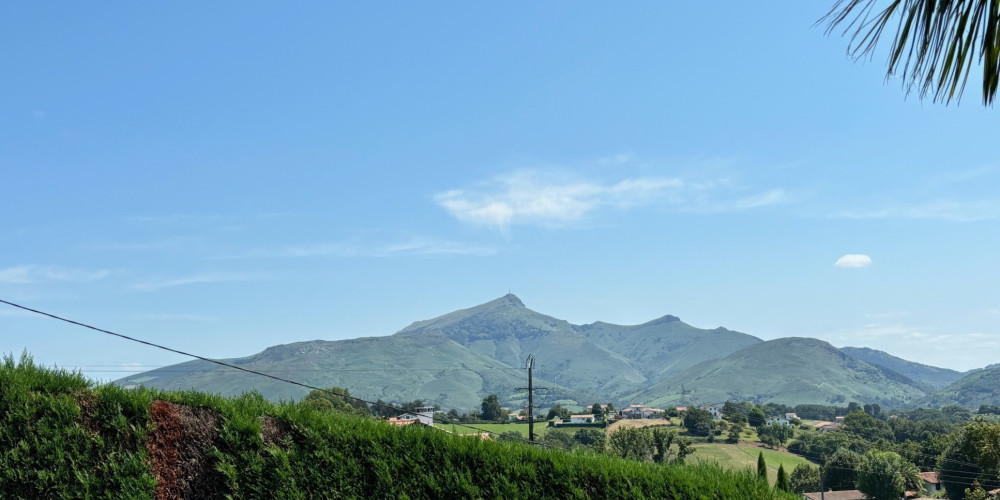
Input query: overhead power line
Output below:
<box><xmin>0</xmin><ymin>298</ymin><xmax>544</xmax><ymax>446</ymax></box>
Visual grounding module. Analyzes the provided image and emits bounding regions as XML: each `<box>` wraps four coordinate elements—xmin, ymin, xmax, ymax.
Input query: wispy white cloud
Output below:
<box><xmin>133</xmin><ymin>273</ymin><xmax>260</xmax><ymax>292</ymax></box>
<box><xmin>88</xmin><ymin>238</ymin><xmax>188</xmax><ymax>251</ymax></box>
<box><xmin>864</xmin><ymin>310</ymin><xmax>909</xmax><ymax>320</ymax></box>
<box><xmin>132</xmin><ymin>313</ymin><xmax>214</xmax><ymax>321</ymax></box>
<box><xmin>0</xmin><ymin>265</ymin><xmax>111</xmax><ymax>284</ymax></box>
<box><xmin>0</xmin><ymin>309</ymin><xmax>37</xmax><ymax>317</ymax></box>
<box><xmin>226</xmin><ymin>236</ymin><xmax>497</xmax><ymax>259</ymax></box>
<box><xmin>376</xmin><ymin>237</ymin><xmax>497</xmax><ymax>256</ymax></box>
<box><xmin>834</xmin><ymin>254</ymin><xmax>872</xmax><ymax>268</ymax></box>
<box><xmin>435</xmin><ymin>170</ymin><xmax>784</xmax><ymax>231</ymax></box>
<box><xmin>833</xmin><ymin>199</ymin><xmax>1000</xmax><ymax>222</ymax></box>
<box><xmin>125</xmin><ymin>214</ymin><xmax>226</xmax><ymax>223</ymax></box>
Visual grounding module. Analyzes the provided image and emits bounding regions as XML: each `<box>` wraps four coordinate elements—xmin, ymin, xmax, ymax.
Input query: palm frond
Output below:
<box><xmin>820</xmin><ymin>0</ymin><xmax>1000</xmax><ymax>105</ymax></box>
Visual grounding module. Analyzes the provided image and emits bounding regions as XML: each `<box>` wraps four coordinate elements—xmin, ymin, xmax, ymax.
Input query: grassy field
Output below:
<box><xmin>434</xmin><ymin>421</ymin><xmax>551</xmax><ymax>438</ymax></box>
<box><xmin>606</xmin><ymin>418</ymin><xmax>673</xmax><ymax>435</ymax></box>
<box><xmin>689</xmin><ymin>443</ymin><xmax>815</xmax><ymax>484</ymax></box>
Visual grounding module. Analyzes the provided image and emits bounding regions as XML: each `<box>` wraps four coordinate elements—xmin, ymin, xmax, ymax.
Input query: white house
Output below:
<box><xmin>569</xmin><ymin>414</ymin><xmax>596</xmax><ymax>424</ymax></box>
<box><xmin>784</xmin><ymin>412</ymin><xmax>798</xmax><ymax>420</ymax></box>
<box><xmin>388</xmin><ymin>406</ymin><xmax>435</xmax><ymax>427</ymax></box>
<box><xmin>765</xmin><ymin>417</ymin><xmax>789</xmax><ymax>426</ymax></box>
<box><xmin>622</xmin><ymin>405</ymin><xmax>664</xmax><ymax>419</ymax></box>
<box><xmin>702</xmin><ymin>404</ymin><xmax>723</xmax><ymax>420</ymax></box>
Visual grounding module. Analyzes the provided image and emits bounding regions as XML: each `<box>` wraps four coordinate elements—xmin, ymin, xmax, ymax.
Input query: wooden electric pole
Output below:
<box><xmin>516</xmin><ymin>354</ymin><xmax>546</xmax><ymax>442</ymax></box>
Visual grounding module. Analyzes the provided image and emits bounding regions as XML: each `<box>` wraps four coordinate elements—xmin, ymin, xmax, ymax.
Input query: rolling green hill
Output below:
<box><xmin>119</xmin><ymin>294</ymin><xmax>761</xmax><ymax>410</ymax></box>
<box><xmin>631</xmin><ymin>337</ymin><xmax>929</xmax><ymax>407</ymax></box>
<box><xmin>922</xmin><ymin>364</ymin><xmax>1000</xmax><ymax>408</ymax></box>
<box><xmin>396</xmin><ymin>294</ymin><xmax>761</xmax><ymax>397</ymax></box>
<box><xmin>120</xmin><ymin>295</ymin><xmax>957</xmax><ymax>411</ymax></box>
<box><xmin>577</xmin><ymin>315</ymin><xmax>761</xmax><ymax>383</ymax></box>
<box><xmin>119</xmin><ymin>332</ymin><xmax>574</xmax><ymax>411</ymax></box>
<box><xmin>839</xmin><ymin>346</ymin><xmax>964</xmax><ymax>390</ymax></box>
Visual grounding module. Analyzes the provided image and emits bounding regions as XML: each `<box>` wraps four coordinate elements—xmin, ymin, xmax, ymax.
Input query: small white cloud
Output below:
<box><xmin>133</xmin><ymin>273</ymin><xmax>259</xmax><ymax>292</ymax></box>
<box><xmin>834</xmin><ymin>254</ymin><xmax>872</xmax><ymax>268</ymax></box>
<box><xmin>0</xmin><ymin>265</ymin><xmax>111</xmax><ymax>284</ymax></box>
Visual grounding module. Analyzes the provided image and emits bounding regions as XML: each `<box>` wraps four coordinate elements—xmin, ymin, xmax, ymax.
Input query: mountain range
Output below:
<box><xmin>118</xmin><ymin>294</ymin><xmax>994</xmax><ymax>411</ymax></box>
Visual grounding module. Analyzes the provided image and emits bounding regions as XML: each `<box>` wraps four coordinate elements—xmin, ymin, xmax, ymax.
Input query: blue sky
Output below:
<box><xmin>2</xmin><ymin>3</ymin><xmax>998</xmax><ymax>378</ymax></box>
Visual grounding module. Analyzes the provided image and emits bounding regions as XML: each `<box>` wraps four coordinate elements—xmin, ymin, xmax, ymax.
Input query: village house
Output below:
<box><xmin>785</xmin><ymin>412</ymin><xmax>798</xmax><ymax>420</ymax></box>
<box><xmin>765</xmin><ymin>416</ymin><xmax>790</xmax><ymax>426</ymax></box>
<box><xmin>387</xmin><ymin>406</ymin><xmax>435</xmax><ymax>427</ymax></box>
<box><xmin>701</xmin><ymin>404</ymin><xmax>723</xmax><ymax>420</ymax></box>
<box><xmin>920</xmin><ymin>471</ymin><xmax>943</xmax><ymax>495</ymax></box>
<box><xmin>568</xmin><ymin>414</ymin><xmax>596</xmax><ymax>424</ymax></box>
<box><xmin>622</xmin><ymin>404</ymin><xmax>665</xmax><ymax>419</ymax></box>
<box><xmin>815</xmin><ymin>421</ymin><xmax>841</xmax><ymax>432</ymax></box>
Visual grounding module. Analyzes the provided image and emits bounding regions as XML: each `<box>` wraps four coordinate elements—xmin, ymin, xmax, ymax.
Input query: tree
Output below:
<box><xmin>608</xmin><ymin>427</ymin><xmax>655</xmax><ymax>462</ymax></box>
<box><xmin>842</xmin><ymin>410</ymin><xmax>893</xmax><ymax>441</ymax></box>
<box><xmin>824</xmin><ymin>448</ymin><xmax>862</xmax><ymax>491</ymax></box>
<box><xmin>789</xmin><ymin>464</ymin><xmax>821</xmax><ymax>494</ymax></box>
<box><xmin>652</xmin><ymin>428</ymin><xmax>676</xmax><ymax>464</ymax></box>
<box><xmin>938</xmin><ymin>438</ymin><xmax>982</xmax><ymax>500</ymax></box>
<box><xmin>540</xmin><ymin>429</ymin><xmax>575</xmax><ymax>450</ymax></box>
<box><xmin>546</xmin><ymin>405</ymin><xmax>572</xmax><ymax>421</ymax></box>
<box><xmin>856</xmin><ymin>450</ymin><xmax>921</xmax><ymax>500</ymax></box>
<box><xmin>682</xmin><ymin>408</ymin><xmax>715</xmax><ymax>436</ymax></box>
<box><xmin>776</xmin><ymin>464</ymin><xmax>790</xmax><ymax>492</ymax></box>
<box><xmin>606</xmin><ymin>402</ymin><xmax>615</xmax><ymax>413</ymax></box>
<box><xmin>727</xmin><ymin>422</ymin><xmax>743</xmax><ymax>443</ymax></box>
<box><xmin>748</xmin><ymin>407</ymin><xmax>767</xmax><ymax>428</ymax></box>
<box><xmin>497</xmin><ymin>430</ymin><xmax>523</xmax><ymax>442</ymax></box>
<box><xmin>303</xmin><ymin>386</ymin><xmax>370</xmax><ymax>416</ymax></box>
<box><xmin>943</xmin><ymin>418</ymin><xmax>1000</xmax><ymax>497</ymax></box>
<box><xmin>573</xmin><ymin>428</ymin><xmax>606</xmax><ymax>450</ymax></box>
<box><xmin>961</xmin><ymin>418</ymin><xmax>1000</xmax><ymax>475</ymax></box>
<box><xmin>591</xmin><ymin>402</ymin><xmax>604</xmax><ymax>418</ymax></box>
<box><xmin>757</xmin><ymin>451</ymin><xmax>767</xmax><ymax>479</ymax></box>
<box><xmin>757</xmin><ymin>422</ymin><xmax>794</xmax><ymax>448</ymax></box>
<box><xmin>481</xmin><ymin>394</ymin><xmax>505</xmax><ymax>422</ymax></box>
<box><xmin>674</xmin><ymin>436</ymin><xmax>695</xmax><ymax>464</ymax></box>
<box><xmin>822</xmin><ymin>0</ymin><xmax>1000</xmax><ymax>105</ymax></box>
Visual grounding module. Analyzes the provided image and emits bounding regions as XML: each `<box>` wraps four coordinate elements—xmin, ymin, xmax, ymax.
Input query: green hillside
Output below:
<box><xmin>3</xmin><ymin>354</ymin><xmax>799</xmax><ymax>499</ymax></box>
<box><xmin>632</xmin><ymin>337</ymin><xmax>929</xmax><ymax>407</ymax></box>
<box><xmin>120</xmin><ymin>332</ymin><xmax>574</xmax><ymax>411</ymax></box>
<box><xmin>577</xmin><ymin>315</ymin><xmax>761</xmax><ymax>382</ymax></box>
<box><xmin>922</xmin><ymin>364</ymin><xmax>1000</xmax><ymax>408</ymax></box>
<box><xmin>121</xmin><ymin>294</ymin><xmax>761</xmax><ymax>410</ymax></box>
<box><xmin>839</xmin><ymin>346</ymin><xmax>964</xmax><ymax>390</ymax></box>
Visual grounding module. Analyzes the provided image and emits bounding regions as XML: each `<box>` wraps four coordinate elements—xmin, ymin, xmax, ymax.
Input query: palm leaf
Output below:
<box><xmin>820</xmin><ymin>0</ymin><xmax>1000</xmax><ymax>105</ymax></box>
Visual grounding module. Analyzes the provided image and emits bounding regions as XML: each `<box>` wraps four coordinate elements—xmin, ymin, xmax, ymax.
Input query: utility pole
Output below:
<box><xmin>820</xmin><ymin>463</ymin><xmax>824</xmax><ymax>500</ymax></box>
<box><xmin>516</xmin><ymin>354</ymin><xmax>546</xmax><ymax>442</ymax></box>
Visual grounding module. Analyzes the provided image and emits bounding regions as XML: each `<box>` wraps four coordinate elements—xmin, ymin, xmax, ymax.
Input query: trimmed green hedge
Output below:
<box><xmin>0</xmin><ymin>353</ymin><xmax>800</xmax><ymax>499</ymax></box>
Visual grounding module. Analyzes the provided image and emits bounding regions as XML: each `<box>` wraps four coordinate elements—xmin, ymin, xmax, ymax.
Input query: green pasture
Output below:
<box><xmin>690</xmin><ymin>442</ymin><xmax>815</xmax><ymax>484</ymax></box>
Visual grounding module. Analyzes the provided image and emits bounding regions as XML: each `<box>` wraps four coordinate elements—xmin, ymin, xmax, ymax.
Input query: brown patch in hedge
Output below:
<box><xmin>261</xmin><ymin>415</ymin><xmax>290</xmax><ymax>449</ymax></box>
<box><xmin>147</xmin><ymin>400</ymin><xmax>221</xmax><ymax>500</ymax></box>
<box><xmin>73</xmin><ymin>389</ymin><xmax>100</xmax><ymax>435</ymax></box>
